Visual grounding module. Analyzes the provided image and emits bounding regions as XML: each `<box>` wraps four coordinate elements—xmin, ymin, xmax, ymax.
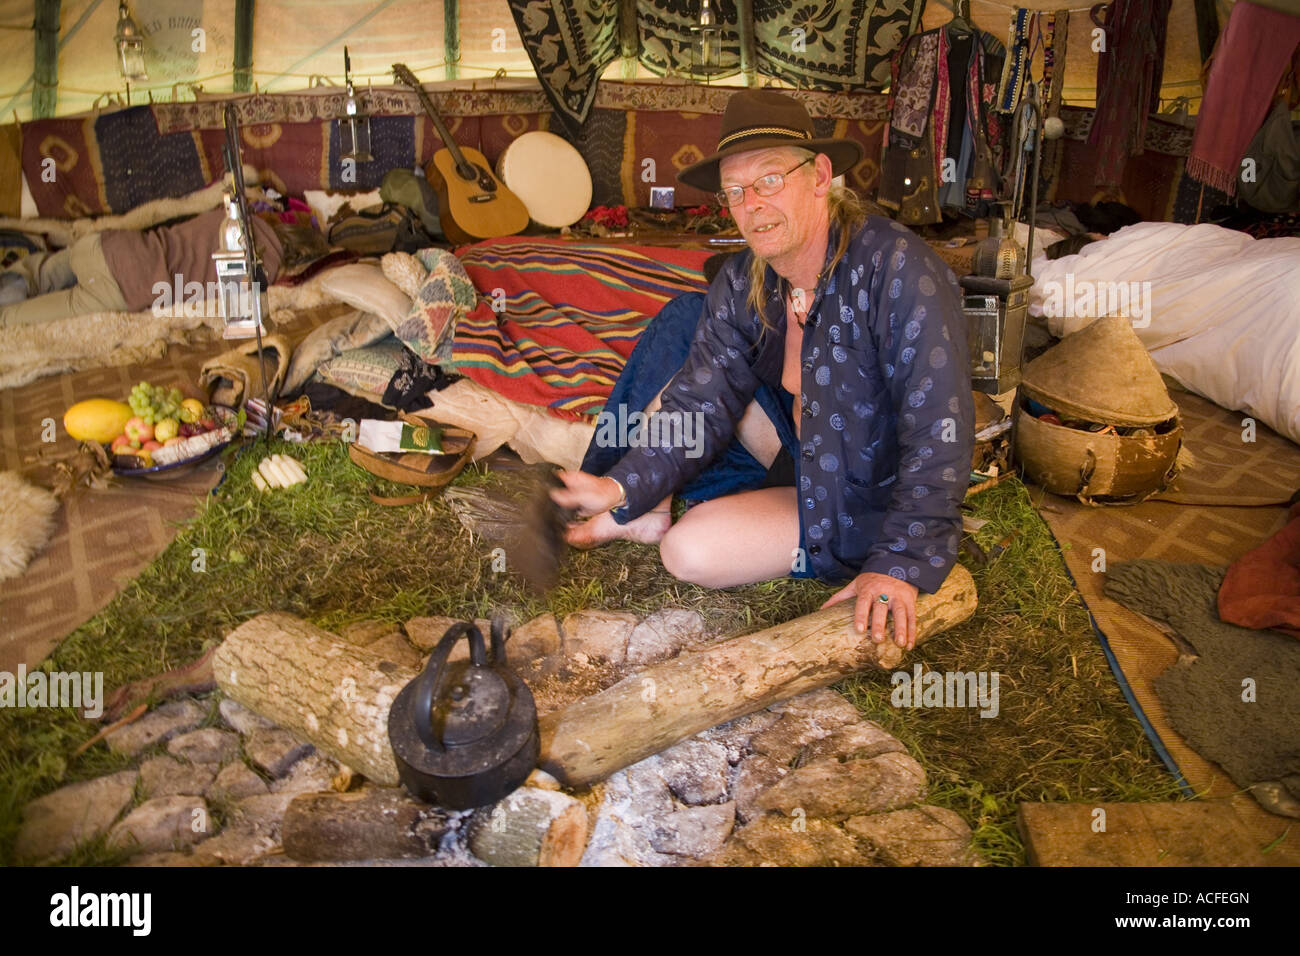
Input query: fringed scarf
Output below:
<box><xmin>1188</xmin><ymin>1</ymin><xmax>1300</xmax><ymax>196</ymax></box>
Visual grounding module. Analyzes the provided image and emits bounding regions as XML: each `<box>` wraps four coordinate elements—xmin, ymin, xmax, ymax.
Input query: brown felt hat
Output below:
<box><xmin>677</xmin><ymin>89</ymin><xmax>863</xmax><ymax>193</ymax></box>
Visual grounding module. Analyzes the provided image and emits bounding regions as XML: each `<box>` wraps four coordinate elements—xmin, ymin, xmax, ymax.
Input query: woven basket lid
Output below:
<box><xmin>1021</xmin><ymin>316</ymin><xmax>1178</xmax><ymax>426</ymax></box>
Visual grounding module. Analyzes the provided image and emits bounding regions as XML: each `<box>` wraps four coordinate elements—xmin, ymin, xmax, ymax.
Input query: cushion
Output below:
<box><xmin>283</xmin><ymin>308</ymin><xmax>393</xmax><ymax>395</ymax></box>
<box><xmin>313</xmin><ymin>336</ymin><xmax>411</xmax><ymax>404</ymax></box>
<box><xmin>318</xmin><ymin>263</ymin><xmax>411</xmax><ymax>328</ymax></box>
<box><xmin>382</xmin><ymin>248</ymin><xmax>478</xmax><ymax>364</ymax></box>
<box><xmin>303</xmin><ymin>188</ymin><xmax>383</xmax><ymax>232</ymax></box>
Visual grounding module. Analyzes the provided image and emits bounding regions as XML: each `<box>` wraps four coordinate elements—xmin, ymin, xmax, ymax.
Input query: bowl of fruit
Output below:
<box><xmin>65</xmin><ymin>382</ymin><xmax>240</xmax><ymax>480</ymax></box>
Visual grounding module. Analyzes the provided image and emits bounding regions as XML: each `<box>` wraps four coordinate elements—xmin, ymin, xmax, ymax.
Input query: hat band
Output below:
<box><xmin>716</xmin><ymin>126</ymin><xmax>812</xmax><ymax>150</ymax></box>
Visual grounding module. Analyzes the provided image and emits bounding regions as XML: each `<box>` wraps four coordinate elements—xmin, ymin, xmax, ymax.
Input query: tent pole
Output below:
<box><xmin>618</xmin><ymin>0</ymin><xmax>637</xmax><ymax>79</ymax></box>
<box><xmin>234</xmin><ymin>0</ymin><xmax>254</xmax><ymax>93</ymax></box>
<box><xmin>33</xmin><ymin>0</ymin><xmax>60</xmax><ymax>119</ymax></box>
<box><xmin>445</xmin><ymin>0</ymin><xmax>459</xmax><ymax>82</ymax></box>
<box><xmin>738</xmin><ymin>0</ymin><xmax>755</xmax><ymax>87</ymax></box>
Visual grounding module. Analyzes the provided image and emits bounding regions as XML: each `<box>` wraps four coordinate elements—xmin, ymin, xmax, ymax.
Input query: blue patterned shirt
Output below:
<box><xmin>605</xmin><ymin>217</ymin><xmax>974</xmax><ymax>593</ymax></box>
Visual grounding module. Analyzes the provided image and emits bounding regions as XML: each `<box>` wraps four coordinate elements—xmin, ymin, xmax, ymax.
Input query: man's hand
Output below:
<box><xmin>550</xmin><ymin>470</ymin><xmax>623</xmax><ymax>518</ymax></box>
<box><xmin>821</xmin><ymin>572</ymin><xmax>919</xmax><ymax>650</ymax></box>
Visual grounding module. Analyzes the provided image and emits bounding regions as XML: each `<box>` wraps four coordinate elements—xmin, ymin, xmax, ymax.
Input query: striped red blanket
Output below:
<box><xmin>452</xmin><ymin>237</ymin><xmax>713</xmax><ymax>419</ymax></box>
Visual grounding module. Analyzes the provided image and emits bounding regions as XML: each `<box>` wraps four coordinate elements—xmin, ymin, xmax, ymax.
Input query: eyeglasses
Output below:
<box><xmin>714</xmin><ymin>156</ymin><xmax>814</xmax><ymax>208</ymax></box>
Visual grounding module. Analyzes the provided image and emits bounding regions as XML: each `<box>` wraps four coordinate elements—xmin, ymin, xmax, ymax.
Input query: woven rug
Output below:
<box><xmin>0</xmin><ymin>304</ymin><xmax>349</xmax><ymax>673</ymax></box>
<box><xmin>1104</xmin><ymin>560</ymin><xmax>1300</xmax><ymax>807</ymax></box>
<box><xmin>1033</xmin><ymin>387</ymin><xmax>1300</xmax><ymax>862</ymax></box>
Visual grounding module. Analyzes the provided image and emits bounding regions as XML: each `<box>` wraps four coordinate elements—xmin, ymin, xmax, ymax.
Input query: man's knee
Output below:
<box><xmin>659</xmin><ymin>525</ymin><xmax>715</xmax><ymax>586</ymax></box>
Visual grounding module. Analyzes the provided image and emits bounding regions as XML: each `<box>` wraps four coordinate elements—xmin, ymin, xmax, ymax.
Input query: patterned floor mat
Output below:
<box><xmin>0</xmin><ymin>305</ymin><xmax>347</xmax><ymax>672</ymax></box>
<box><xmin>1033</xmin><ymin>387</ymin><xmax>1300</xmax><ymax>863</ymax></box>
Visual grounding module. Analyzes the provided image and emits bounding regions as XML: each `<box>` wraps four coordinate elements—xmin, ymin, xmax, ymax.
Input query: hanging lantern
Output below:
<box><xmin>689</xmin><ymin>0</ymin><xmax>723</xmax><ymax>78</ymax></box>
<box><xmin>339</xmin><ymin>46</ymin><xmax>373</xmax><ymax>163</ymax></box>
<box><xmin>115</xmin><ymin>2</ymin><xmax>148</xmax><ymax>82</ymax></box>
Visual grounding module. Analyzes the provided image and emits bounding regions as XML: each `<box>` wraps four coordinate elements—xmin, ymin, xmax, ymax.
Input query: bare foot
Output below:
<box><xmin>566</xmin><ymin>508</ymin><xmax>672</xmax><ymax>549</ymax></box>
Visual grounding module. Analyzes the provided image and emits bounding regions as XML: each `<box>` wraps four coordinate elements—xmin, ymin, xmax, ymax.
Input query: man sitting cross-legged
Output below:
<box><xmin>552</xmin><ymin>89</ymin><xmax>974</xmax><ymax>650</ymax></box>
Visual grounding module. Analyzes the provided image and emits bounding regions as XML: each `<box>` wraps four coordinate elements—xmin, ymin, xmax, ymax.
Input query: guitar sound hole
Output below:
<box><xmin>461</xmin><ymin>164</ymin><xmax>497</xmax><ymax>193</ymax></box>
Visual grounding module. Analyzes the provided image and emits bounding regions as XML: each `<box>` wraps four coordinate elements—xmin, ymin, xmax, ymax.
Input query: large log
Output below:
<box><xmin>213</xmin><ymin>613</ymin><xmax>411</xmax><ymax>786</ymax></box>
<box><xmin>538</xmin><ymin>564</ymin><xmax>977</xmax><ymax>789</ymax></box>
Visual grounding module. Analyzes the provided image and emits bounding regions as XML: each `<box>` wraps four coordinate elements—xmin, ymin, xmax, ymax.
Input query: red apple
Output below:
<box><xmin>111</xmin><ymin>434</ymin><xmax>132</xmax><ymax>452</ymax></box>
<box><xmin>142</xmin><ymin>440</ymin><xmax>163</xmax><ymax>452</ymax></box>
<box><xmin>124</xmin><ymin>417</ymin><xmax>154</xmax><ymax>443</ymax></box>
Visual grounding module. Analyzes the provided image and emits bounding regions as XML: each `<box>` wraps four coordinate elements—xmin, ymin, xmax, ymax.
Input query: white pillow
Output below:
<box><xmin>317</xmin><ymin>263</ymin><xmax>411</xmax><ymax>329</ymax></box>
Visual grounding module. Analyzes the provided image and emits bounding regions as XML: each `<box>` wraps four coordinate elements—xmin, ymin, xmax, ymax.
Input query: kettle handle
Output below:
<box><xmin>412</xmin><ymin>621</ymin><xmax>488</xmax><ymax>751</ymax></box>
<box><xmin>489</xmin><ymin>613</ymin><xmax>509</xmax><ymax>665</ymax></box>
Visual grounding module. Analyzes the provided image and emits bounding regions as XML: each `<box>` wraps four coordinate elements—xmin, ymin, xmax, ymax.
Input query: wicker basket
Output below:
<box><xmin>1014</xmin><ymin>316</ymin><xmax>1181</xmax><ymax>504</ymax></box>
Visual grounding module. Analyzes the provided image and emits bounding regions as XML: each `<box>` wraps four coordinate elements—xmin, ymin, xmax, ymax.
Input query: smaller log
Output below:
<box><xmin>281</xmin><ymin>788</ymin><xmax>454</xmax><ymax>862</ymax></box>
<box><xmin>465</xmin><ymin>787</ymin><xmax>589</xmax><ymax>867</ymax></box>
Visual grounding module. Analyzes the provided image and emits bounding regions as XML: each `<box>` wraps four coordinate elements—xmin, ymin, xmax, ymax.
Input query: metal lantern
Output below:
<box><xmin>339</xmin><ymin>46</ymin><xmax>373</xmax><ymax>163</ymax></box>
<box><xmin>213</xmin><ymin>193</ymin><xmax>267</xmax><ymax>340</ymax></box>
<box><xmin>115</xmin><ymin>2</ymin><xmax>148</xmax><ymax>82</ymax></box>
<box><xmin>689</xmin><ymin>0</ymin><xmax>723</xmax><ymax>77</ymax></box>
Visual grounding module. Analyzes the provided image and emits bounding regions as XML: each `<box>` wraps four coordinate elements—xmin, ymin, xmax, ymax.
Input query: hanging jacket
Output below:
<box><xmin>878</xmin><ymin>23</ymin><xmax>1006</xmax><ymax>225</ymax></box>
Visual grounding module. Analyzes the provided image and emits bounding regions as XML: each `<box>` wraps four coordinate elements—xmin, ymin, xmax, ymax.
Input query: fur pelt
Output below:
<box><xmin>0</xmin><ymin>276</ymin><xmax>340</xmax><ymax>390</ymax></box>
<box><xmin>0</xmin><ymin>471</ymin><xmax>60</xmax><ymax>582</ymax></box>
<box><xmin>0</xmin><ymin>163</ymin><xmax>264</xmax><ymax>248</ymax></box>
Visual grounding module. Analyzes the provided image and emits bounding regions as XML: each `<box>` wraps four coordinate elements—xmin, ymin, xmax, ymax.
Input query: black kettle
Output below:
<box><xmin>387</xmin><ymin>616</ymin><xmax>539</xmax><ymax>810</ymax></box>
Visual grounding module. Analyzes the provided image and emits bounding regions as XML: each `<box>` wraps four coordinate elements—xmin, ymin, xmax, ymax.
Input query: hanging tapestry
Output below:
<box><xmin>754</xmin><ymin>0</ymin><xmax>925</xmax><ymax>91</ymax></box>
<box><xmin>507</xmin><ymin>0</ymin><xmax>621</xmax><ymax>133</ymax></box>
<box><xmin>636</xmin><ymin>0</ymin><xmax>742</xmax><ymax>80</ymax></box>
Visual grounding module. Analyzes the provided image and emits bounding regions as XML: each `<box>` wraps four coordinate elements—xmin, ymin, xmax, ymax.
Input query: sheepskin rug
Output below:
<box><xmin>0</xmin><ymin>471</ymin><xmax>60</xmax><ymax>582</ymax></box>
<box><xmin>0</xmin><ymin>279</ymin><xmax>339</xmax><ymax>390</ymax></box>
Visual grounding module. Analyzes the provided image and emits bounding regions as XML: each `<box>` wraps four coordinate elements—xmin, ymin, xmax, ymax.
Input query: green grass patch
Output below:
<box><xmin>0</xmin><ymin>439</ymin><xmax>1180</xmax><ymax>865</ymax></box>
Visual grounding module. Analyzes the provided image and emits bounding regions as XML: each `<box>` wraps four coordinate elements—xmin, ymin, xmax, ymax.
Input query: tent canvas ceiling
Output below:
<box><xmin>0</xmin><ymin>1</ymin><xmax>1287</xmax><ymax>123</ymax></box>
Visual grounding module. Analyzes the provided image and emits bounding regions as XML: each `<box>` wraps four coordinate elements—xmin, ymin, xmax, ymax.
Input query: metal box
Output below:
<box><xmin>961</xmin><ymin>273</ymin><xmax>1032</xmax><ymax>394</ymax></box>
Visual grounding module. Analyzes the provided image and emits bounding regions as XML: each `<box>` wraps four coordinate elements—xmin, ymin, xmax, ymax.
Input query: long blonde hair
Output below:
<box><xmin>741</xmin><ymin>148</ymin><xmax>873</xmax><ymax>325</ymax></box>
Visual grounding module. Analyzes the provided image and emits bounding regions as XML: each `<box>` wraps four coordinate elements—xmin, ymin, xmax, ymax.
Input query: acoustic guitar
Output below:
<box><xmin>392</xmin><ymin>62</ymin><xmax>530</xmax><ymax>245</ymax></box>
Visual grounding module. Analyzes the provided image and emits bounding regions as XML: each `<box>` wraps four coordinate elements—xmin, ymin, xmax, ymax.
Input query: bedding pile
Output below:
<box><xmin>1029</xmin><ymin>221</ymin><xmax>1300</xmax><ymax>445</ymax></box>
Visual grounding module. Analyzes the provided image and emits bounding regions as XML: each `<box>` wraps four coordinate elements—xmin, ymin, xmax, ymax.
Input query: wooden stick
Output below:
<box><xmin>73</xmin><ymin>702</ymin><xmax>147</xmax><ymax>758</ymax></box>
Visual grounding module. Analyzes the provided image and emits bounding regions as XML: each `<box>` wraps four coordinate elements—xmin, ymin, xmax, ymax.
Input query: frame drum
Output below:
<box><xmin>497</xmin><ymin>131</ymin><xmax>593</xmax><ymax>229</ymax></box>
